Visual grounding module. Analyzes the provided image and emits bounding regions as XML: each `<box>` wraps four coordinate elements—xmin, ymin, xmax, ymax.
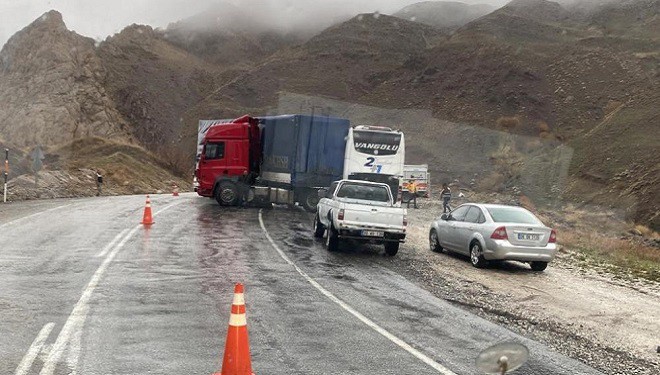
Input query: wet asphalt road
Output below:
<box><xmin>0</xmin><ymin>194</ymin><xmax>602</xmax><ymax>374</ymax></box>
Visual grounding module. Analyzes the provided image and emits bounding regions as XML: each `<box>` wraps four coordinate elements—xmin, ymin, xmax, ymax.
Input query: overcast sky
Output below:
<box><xmin>0</xmin><ymin>0</ymin><xmax>509</xmax><ymax>48</ymax></box>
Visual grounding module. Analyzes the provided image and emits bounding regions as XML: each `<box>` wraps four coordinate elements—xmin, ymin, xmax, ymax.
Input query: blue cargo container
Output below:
<box><xmin>259</xmin><ymin>115</ymin><xmax>350</xmax><ymax>191</ymax></box>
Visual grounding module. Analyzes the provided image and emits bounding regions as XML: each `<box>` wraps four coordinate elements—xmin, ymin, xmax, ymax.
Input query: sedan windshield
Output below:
<box><xmin>336</xmin><ymin>183</ymin><xmax>390</xmax><ymax>202</ymax></box>
<box><xmin>487</xmin><ymin>207</ymin><xmax>540</xmax><ymax>224</ymax></box>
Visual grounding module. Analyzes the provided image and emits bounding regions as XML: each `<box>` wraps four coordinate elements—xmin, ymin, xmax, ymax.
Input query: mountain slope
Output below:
<box><xmin>0</xmin><ymin>10</ymin><xmax>130</xmax><ymax>148</ymax></box>
<box><xmin>97</xmin><ymin>24</ymin><xmax>219</xmax><ymax>158</ymax></box>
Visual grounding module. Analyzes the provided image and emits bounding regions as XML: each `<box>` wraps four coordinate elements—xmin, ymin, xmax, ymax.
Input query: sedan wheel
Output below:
<box><xmin>429</xmin><ymin>229</ymin><xmax>443</xmax><ymax>253</ymax></box>
<box><xmin>469</xmin><ymin>242</ymin><xmax>487</xmax><ymax>268</ymax></box>
<box><xmin>530</xmin><ymin>261</ymin><xmax>548</xmax><ymax>272</ymax></box>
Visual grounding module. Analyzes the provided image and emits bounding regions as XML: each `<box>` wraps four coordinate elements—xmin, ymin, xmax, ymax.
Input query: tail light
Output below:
<box><xmin>490</xmin><ymin>226</ymin><xmax>508</xmax><ymax>240</ymax></box>
<box><xmin>549</xmin><ymin>229</ymin><xmax>557</xmax><ymax>243</ymax></box>
<box><xmin>403</xmin><ymin>214</ymin><xmax>407</xmax><ymax>227</ymax></box>
<box><xmin>338</xmin><ymin>209</ymin><xmax>345</xmax><ymax>221</ymax></box>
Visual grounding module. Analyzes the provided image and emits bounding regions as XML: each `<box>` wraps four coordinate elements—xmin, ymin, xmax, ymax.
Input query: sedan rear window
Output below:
<box><xmin>487</xmin><ymin>207</ymin><xmax>540</xmax><ymax>224</ymax></box>
<box><xmin>336</xmin><ymin>183</ymin><xmax>390</xmax><ymax>202</ymax></box>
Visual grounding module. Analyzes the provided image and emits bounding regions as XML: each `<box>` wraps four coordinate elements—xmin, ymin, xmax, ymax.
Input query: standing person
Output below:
<box><xmin>441</xmin><ymin>183</ymin><xmax>452</xmax><ymax>213</ymax></box>
<box><xmin>407</xmin><ymin>178</ymin><xmax>418</xmax><ymax>209</ymax></box>
<box><xmin>96</xmin><ymin>170</ymin><xmax>103</xmax><ymax>196</ymax></box>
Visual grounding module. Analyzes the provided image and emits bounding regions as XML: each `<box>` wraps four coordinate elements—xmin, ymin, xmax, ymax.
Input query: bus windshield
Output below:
<box><xmin>353</xmin><ymin>130</ymin><xmax>402</xmax><ymax>156</ymax></box>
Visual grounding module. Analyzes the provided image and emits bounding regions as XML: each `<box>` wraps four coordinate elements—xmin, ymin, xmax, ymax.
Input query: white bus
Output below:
<box><xmin>343</xmin><ymin>125</ymin><xmax>405</xmax><ymax>197</ymax></box>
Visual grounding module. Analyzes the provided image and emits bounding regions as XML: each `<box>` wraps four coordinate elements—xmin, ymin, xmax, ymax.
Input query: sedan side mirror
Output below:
<box><xmin>441</xmin><ymin>213</ymin><xmax>450</xmax><ymax>221</ymax></box>
<box><xmin>318</xmin><ymin>188</ymin><xmax>328</xmax><ymax>198</ymax></box>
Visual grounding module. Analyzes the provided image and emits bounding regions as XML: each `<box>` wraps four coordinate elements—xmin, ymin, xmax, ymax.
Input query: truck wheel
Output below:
<box><xmin>313</xmin><ymin>213</ymin><xmax>325</xmax><ymax>239</ymax></box>
<box><xmin>384</xmin><ymin>242</ymin><xmax>399</xmax><ymax>256</ymax></box>
<box><xmin>301</xmin><ymin>190</ymin><xmax>320</xmax><ymax>212</ymax></box>
<box><xmin>326</xmin><ymin>226</ymin><xmax>339</xmax><ymax>252</ymax></box>
<box><xmin>215</xmin><ymin>181</ymin><xmax>238</xmax><ymax>206</ymax></box>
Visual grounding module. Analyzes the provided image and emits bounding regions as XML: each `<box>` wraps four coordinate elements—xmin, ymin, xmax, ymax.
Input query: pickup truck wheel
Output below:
<box><xmin>530</xmin><ymin>261</ymin><xmax>548</xmax><ymax>272</ymax></box>
<box><xmin>429</xmin><ymin>229</ymin><xmax>444</xmax><ymax>253</ymax></box>
<box><xmin>469</xmin><ymin>241</ymin><xmax>488</xmax><ymax>268</ymax></box>
<box><xmin>384</xmin><ymin>242</ymin><xmax>399</xmax><ymax>256</ymax></box>
<box><xmin>313</xmin><ymin>213</ymin><xmax>325</xmax><ymax>239</ymax></box>
<box><xmin>326</xmin><ymin>226</ymin><xmax>339</xmax><ymax>252</ymax></box>
<box><xmin>215</xmin><ymin>181</ymin><xmax>238</xmax><ymax>206</ymax></box>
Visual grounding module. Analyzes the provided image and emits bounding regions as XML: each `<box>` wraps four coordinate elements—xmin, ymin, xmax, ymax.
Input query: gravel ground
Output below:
<box><xmin>372</xmin><ymin>198</ymin><xmax>660</xmax><ymax>375</ymax></box>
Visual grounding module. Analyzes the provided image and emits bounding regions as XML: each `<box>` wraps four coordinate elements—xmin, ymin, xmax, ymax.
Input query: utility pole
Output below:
<box><xmin>3</xmin><ymin>148</ymin><xmax>8</xmax><ymax>203</ymax></box>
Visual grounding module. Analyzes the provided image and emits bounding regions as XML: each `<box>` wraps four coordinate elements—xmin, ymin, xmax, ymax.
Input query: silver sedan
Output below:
<box><xmin>428</xmin><ymin>203</ymin><xmax>557</xmax><ymax>271</ymax></box>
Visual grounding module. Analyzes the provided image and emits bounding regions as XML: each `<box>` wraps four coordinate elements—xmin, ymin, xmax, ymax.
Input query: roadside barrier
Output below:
<box><xmin>141</xmin><ymin>195</ymin><xmax>154</xmax><ymax>226</ymax></box>
<box><xmin>214</xmin><ymin>283</ymin><xmax>254</xmax><ymax>375</ymax></box>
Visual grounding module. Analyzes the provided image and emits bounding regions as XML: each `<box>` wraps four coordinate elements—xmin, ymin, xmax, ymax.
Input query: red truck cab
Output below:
<box><xmin>195</xmin><ymin>115</ymin><xmax>261</xmax><ymax>198</ymax></box>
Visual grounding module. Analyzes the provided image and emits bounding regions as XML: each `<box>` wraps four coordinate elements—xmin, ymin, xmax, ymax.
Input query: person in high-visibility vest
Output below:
<box><xmin>407</xmin><ymin>178</ymin><xmax>418</xmax><ymax>209</ymax></box>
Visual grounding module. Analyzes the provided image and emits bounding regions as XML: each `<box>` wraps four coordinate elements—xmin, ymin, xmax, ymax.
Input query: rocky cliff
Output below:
<box><xmin>0</xmin><ymin>10</ymin><xmax>130</xmax><ymax>148</ymax></box>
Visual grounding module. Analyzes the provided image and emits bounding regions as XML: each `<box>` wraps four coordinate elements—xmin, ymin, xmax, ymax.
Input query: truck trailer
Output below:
<box><xmin>195</xmin><ymin>114</ymin><xmax>350</xmax><ymax>211</ymax></box>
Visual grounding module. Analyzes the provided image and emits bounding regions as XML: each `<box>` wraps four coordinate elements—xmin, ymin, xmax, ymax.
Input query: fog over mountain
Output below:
<box><xmin>1</xmin><ymin>0</ymin><xmax>514</xmax><ymax>48</ymax></box>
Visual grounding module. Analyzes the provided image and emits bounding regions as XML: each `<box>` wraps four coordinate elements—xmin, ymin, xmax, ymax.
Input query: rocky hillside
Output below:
<box><xmin>394</xmin><ymin>1</ymin><xmax>496</xmax><ymax>30</ymax></box>
<box><xmin>96</xmin><ymin>24</ymin><xmax>220</xmax><ymax>174</ymax></box>
<box><xmin>0</xmin><ymin>11</ymin><xmax>130</xmax><ymax>148</ymax></box>
<box><xmin>0</xmin><ymin>11</ymin><xmax>197</xmax><ymax>198</ymax></box>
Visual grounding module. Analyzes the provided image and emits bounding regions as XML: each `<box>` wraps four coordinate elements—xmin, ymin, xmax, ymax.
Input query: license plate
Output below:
<box><xmin>518</xmin><ymin>233</ymin><xmax>539</xmax><ymax>240</ymax></box>
<box><xmin>362</xmin><ymin>230</ymin><xmax>384</xmax><ymax>237</ymax></box>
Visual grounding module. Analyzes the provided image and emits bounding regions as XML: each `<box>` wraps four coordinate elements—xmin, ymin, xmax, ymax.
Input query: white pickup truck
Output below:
<box><xmin>314</xmin><ymin>180</ymin><xmax>407</xmax><ymax>256</ymax></box>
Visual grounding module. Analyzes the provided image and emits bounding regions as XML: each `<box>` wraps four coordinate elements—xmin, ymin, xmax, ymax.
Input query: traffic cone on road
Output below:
<box><xmin>172</xmin><ymin>183</ymin><xmax>179</xmax><ymax>197</ymax></box>
<box><xmin>213</xmin><ymin>283</ymin><xmax>254</xmax><ymax>375</ymax></box>
<box><xmin>141</xmin><ymin>195</ymin><xmax>154</xmax><ymax>226</ymax></box>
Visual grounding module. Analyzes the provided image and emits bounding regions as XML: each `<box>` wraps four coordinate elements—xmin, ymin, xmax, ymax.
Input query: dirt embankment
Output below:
<box><xmin>388</xmin><ymin>195</ymin><xmax>659</xmax><ymax>375</ymax></box>
<box><xmin>5</xmin><ymin>138</ymin><xmax>191</xmax><ymax>201</ymax></box>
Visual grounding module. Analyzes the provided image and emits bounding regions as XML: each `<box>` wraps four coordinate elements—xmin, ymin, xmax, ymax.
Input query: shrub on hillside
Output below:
<box><xmin>496</xmin><ymin>116</ymin><xmax>521</xmax><ymax>132</ymax></box>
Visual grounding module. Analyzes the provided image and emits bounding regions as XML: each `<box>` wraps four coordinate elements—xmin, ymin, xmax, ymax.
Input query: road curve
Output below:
<box><xmin>0</xmin><ymin>194</ymin><xmax>602</xmax><ymax>374</ymax></box>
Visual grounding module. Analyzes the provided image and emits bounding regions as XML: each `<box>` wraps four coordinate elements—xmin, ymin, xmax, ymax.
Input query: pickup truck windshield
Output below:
<box><xmin>336</xmin><ymin>183</ymin><xmax>390</xmax><ymax>202</ymax></box>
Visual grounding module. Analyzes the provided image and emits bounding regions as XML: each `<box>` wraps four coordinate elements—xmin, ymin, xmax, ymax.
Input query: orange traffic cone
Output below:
<box><xmin>141</xmin><ymin>195</ymin><xmax>154</xmax><ymax>225</ymax></box>
<box><xmin>214</xmin><ymin>283</ymin><xmax>254</xmax><ymax>375</ymax></box>
<box><xmin>172</xmin><ymin>183</ymin><xmax>179</xmax><ymax>197</ymax></box>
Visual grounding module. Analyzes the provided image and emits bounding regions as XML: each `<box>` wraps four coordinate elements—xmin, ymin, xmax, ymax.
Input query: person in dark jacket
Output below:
<box><xmin>96</xmin><ymin>170</ymin><xmax>103</xmax><ymax>196</ymax></box>
<box><xmin>441</xmin><ymin>183</ymin><xmax>451</xmax><ymax>213</ymax></box>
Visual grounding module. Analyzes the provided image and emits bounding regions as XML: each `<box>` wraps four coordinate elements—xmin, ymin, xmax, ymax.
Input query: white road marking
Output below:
<box><xmin>96</xmin><ymin>228</ymin><xmax>129</xmax><ymax>257</ymax></box>
<box><xmin>14</xmin><ymin>322</ymin><xmax>55</xmax><ymax>375</ymax></box>
<box><xmin>258</xmin><ymin>210</ymin><xmax>457</xmax><ymax>375</ymax></box>
<box><xmin>0</xmin><ymin>204</ymin><xmax>73</xmax><ymax>231</ymax></box>
<box><xmin>37</xmin><ymin>200</ymin><xmax>185</xmax><ymax>375</ymax></box>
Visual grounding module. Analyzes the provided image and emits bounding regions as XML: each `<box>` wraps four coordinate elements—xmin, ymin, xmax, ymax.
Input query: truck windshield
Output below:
<box><xmin>336</xmin><ymin>183</ymin><xmax>390</xmax><ymax>202</ymax></box>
